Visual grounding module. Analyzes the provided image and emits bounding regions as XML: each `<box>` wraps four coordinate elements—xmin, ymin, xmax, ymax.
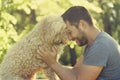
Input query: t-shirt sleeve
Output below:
<box><xmin>83</xmin><ymin>43</ymin><xmax>109</xmax><ymax>67</ymax></box>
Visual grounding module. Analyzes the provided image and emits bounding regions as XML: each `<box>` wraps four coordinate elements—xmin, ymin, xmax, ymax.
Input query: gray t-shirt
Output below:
<box><xmin>83</xmin><ymin>32</ymin><xmax>120</xmax><ymax>80</ymax></box>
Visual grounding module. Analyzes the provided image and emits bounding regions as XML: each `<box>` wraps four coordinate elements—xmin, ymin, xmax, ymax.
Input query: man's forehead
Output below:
<box><xmin>65</xmin><ymin>21</ymin><xmax>72</xmax><ymax>28</ymax></box>
<box><xmin>65</xmin><ymin>22</ymin><xmax>77</xmax><ymax>31</ymax></box>
<box><xmin>65</xmin><ymin>21</ymin><xmax>70</xmax><ymax>25</ymax></box>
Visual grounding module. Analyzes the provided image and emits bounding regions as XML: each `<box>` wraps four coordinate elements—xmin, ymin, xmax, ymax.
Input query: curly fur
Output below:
<box><xmin>0</xmin><ymin>15</ymin><xmax>68</xmax><ymax>80</ymax></box>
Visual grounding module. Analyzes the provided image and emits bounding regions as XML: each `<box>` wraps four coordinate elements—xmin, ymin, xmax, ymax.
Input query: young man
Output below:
<box><xmin>37</xmin><ymin>6</ymin><xmax>120</xmax><ymax>80</ymax></box>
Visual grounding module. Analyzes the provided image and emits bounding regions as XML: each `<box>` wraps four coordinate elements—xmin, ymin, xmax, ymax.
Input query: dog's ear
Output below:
<box><xmin>48</xmin><ymin>16</ymin><xmax>66</xmax><ymax>44</ymax></box>
<box><xmin>51</xmin><ymin>20</ymin><xmax>65</xmax><ymax>34</ymax></box>
<box><xmin>45</xmin><ymin>15</ymin><xmax>65</xmax><ymax>32</ymax></box>
<box><xmin>37</xmin><ymin>15</ymin><xmax>66</xmax><ymax>43</ymax></box>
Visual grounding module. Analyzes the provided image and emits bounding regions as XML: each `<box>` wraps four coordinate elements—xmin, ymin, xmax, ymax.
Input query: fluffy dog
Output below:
<box><xmin>0</xmin><ymin>15</ymin><xmax>68</xmax><ymax>80</ymax></box>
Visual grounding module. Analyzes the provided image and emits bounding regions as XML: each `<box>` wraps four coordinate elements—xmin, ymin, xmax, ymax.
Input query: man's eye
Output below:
<box><xmin>54</xmin><ymin>41</ymin><xmax>63</xmax><ymax>45</ymax></box>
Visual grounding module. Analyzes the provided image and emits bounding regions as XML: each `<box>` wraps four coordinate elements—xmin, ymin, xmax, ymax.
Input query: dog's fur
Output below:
<box><xmin>0</xmin><ymin>15</ymin><xmax>68</xmax><ymax>80</ymax></box>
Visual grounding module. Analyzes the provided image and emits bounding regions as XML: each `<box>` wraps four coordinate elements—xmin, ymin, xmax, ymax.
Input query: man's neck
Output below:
<box><xmin>87</xmin><ymin>26</ymin><xmax>100</xmax><ymax>45</ymax></box>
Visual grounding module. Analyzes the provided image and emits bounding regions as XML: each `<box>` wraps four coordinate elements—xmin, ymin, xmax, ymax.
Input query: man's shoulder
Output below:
<box><xmin>93</xmin><ymin>32</ymin><xmax>117</xmax><ymax>48</ymax></box>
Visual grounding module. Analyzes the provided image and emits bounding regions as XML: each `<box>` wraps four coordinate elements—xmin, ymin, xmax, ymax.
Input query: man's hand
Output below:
<box><xmin>36</xmin><ymin>45</ymin><xmax>58</xmax><ymax>66</ymax></box>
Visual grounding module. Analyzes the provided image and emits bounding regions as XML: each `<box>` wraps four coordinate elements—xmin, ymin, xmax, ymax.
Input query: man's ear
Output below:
<box><xmin>78</xmin><ymin>20</ymin><xmax>87</xmax><ymax>31</ymax></box>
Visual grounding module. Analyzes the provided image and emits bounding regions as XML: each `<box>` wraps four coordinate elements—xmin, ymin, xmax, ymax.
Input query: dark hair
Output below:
<box><xmin>62</xmin><ymin>6</ymin><xmax>93</xmax><ymax>27</ymax></box>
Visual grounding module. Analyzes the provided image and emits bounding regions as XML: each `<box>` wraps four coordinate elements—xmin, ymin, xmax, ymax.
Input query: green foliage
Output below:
<box><xmin>100</xmin><ymin>0</ymin><xmax>120</xmax><ymax>43</ymax></box>
<box><xmin>59</xmin><ymin>45</ymin><xmax>71</xmax><ymax>65</ymax></box>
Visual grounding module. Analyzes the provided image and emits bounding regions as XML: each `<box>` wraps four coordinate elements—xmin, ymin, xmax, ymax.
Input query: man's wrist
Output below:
<box><xmin>46</xmin><ymin>59</ymin><xmax>57</xmax><ymax>67</ymax></box>
<box><xmin>49</xmin><ymin>61</ymin><xmax>59</xmax><ymax>68</ymax></box>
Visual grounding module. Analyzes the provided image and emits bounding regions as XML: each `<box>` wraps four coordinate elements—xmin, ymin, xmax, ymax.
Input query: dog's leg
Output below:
<box><xmin>44</xmin><ymin>68</ymin><xmax>56</xmax><ymax>80</ymax></box>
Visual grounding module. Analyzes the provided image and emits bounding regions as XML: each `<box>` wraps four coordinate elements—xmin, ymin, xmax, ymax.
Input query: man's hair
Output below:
<box><xmin>62</xmin><ymin>6</ymin><xmax>93</xmax><ymax>27</ymax></box>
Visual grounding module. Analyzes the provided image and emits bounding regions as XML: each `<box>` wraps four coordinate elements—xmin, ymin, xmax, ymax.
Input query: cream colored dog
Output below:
<box><xmin>0</xmin><ymin>15</ymin><xmax>68</xmax><ymax>80</ymax></box>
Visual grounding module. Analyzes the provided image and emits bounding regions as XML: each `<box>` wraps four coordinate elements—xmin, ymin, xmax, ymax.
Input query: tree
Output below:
<box><xmin>98</xmin><ymin>0</ymin><xmax>120</xmax><ymax>43</ymax></box>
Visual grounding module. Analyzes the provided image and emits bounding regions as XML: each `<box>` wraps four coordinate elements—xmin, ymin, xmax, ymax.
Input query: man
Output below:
<box><xmin>37</xmin><ymin>6</ymin><xmax>120</xmax><ymax>80</ymax></box>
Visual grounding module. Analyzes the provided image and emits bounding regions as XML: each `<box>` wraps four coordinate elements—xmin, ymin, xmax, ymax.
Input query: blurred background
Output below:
<box><xmin>0</xmin><ymin>0</ymin><xmax>120</xmax><ymax>79</ymax></box>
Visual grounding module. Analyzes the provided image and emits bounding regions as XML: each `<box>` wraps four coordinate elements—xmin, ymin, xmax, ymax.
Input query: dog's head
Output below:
<box><xmin>39</xmin><ymin>15</ymin><xmax>68</xmax><ymax>46</ymax></box>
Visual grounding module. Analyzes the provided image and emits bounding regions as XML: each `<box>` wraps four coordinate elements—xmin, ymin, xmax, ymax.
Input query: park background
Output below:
<box><xmin>0</xmin><ymin>0</ymin><xmax>120</xmax><ymax>79</ymax></box>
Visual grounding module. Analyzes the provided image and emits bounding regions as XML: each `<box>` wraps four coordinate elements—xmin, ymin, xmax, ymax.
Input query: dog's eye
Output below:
<box><xmin>54</xmin><ymin>41</ymin><xmax>63</xmax><ymax>45</ymax></box>
<box><xmin>58</xmin><ymin>41</ymin><xmax>63</xmax><ymax>44</ymax></box>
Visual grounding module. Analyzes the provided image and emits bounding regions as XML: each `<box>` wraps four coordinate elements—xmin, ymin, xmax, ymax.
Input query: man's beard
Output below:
<box><xmin>75</xmin><ymin>37</ymin><xmax>88</xmax><ymax>46</ymax></box>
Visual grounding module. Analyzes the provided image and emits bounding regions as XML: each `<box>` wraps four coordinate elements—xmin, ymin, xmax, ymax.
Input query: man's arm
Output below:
<box><xmin>50</xmin><ymin>55</ymin><xmax>103</xmax><ymax>80</ymax></box>
<box><xmin>37</xmin><ymin>46</ymin><xmax>103</xmax><ymax>80</ymax></box>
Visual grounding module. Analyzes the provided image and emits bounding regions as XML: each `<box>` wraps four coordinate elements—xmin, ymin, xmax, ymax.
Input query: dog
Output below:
<box><xmin>0</xmin><ymin>15</ymin><xmax>68</xmax><ymax>80</ymax></box>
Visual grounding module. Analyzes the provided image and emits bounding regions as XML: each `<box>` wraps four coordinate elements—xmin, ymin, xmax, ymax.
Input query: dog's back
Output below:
<box><xmin>0</xmin><ymin>34</ymin><xmax>46</xmax><ymax>80</ymax></box>
<box><xmin>0</xmin><ymin>15</ymin><xmax>67</xmax><ymax>80</ymax></box>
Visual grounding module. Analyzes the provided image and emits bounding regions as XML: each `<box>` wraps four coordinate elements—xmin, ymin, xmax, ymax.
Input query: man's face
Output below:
<box><xmin>66</xmin><ymin>21</ymin><xmax>88</xmax><ymax>46</ymax></box>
